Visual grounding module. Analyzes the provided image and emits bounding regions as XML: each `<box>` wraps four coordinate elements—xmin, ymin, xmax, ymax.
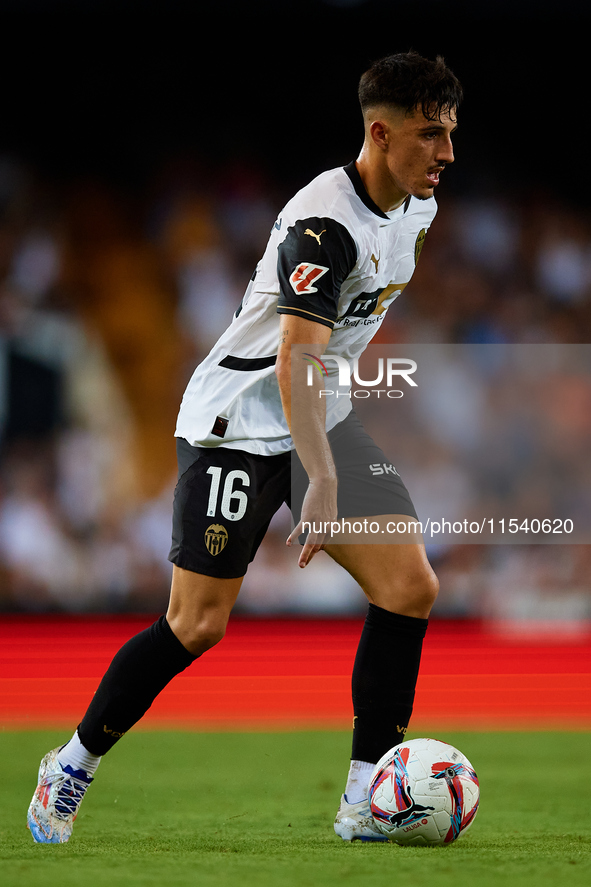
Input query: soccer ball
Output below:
<box><xmin>368</xmin><ymin>737</ymin><xmax>479</xmax><ymax>845</ymax></box>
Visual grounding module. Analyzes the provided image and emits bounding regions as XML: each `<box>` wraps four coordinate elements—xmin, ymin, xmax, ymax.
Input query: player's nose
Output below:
<box><xmin>437</xmin><ymin>134</ymin><xmax>455</xmax><ymax>164</ymax></box>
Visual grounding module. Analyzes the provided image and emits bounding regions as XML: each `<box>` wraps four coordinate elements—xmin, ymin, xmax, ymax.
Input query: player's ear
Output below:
<box><xmin>369</xmin><ymin>119</ymin><xmax>389</xmax><ymax>152</ymax></box>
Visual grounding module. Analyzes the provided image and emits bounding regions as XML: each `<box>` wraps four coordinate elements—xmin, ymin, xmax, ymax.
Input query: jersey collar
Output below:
<box><xmin>343</xmin><ymin>161</ymin><xmax>411</xmax><ymax>219</ymax></box>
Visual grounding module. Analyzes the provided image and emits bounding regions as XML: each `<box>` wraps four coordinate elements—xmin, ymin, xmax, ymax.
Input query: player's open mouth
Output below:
<box><xmin>426</xmin><ymin>169</ymin><xmax>442</xmax><ymax>186</ymax></box>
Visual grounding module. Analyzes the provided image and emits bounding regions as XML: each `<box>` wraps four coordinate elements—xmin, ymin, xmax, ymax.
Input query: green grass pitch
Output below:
<box><xmin>1</xmin><ymin>730</ymin><xmax>590</xmax><ymax>887</ymax></box>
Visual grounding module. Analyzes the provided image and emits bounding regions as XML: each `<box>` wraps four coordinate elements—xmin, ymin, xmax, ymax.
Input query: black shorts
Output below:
<box><xmin>168</xmin><ymin>409</ymin><xmax>418</xmax><ymax>579</ymax></box>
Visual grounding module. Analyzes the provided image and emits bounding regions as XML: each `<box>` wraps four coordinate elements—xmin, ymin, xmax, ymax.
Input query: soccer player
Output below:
<box><xmin>27</xmin><ymin>51</ymin><xmax>462</xmax><ymax>843</ymax></box>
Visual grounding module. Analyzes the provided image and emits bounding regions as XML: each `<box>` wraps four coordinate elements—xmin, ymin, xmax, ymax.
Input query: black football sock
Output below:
<box><xmin>77</xmin><ymin>615</ymin><xmax>197</xmax><ymax>755</ymax></box>
<box><xmin>351</xmin><ymin>603</ymin><xmax>428</xmax><ymax>764</ymax></box>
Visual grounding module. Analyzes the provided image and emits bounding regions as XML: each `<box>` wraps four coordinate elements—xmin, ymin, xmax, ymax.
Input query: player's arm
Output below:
<box><xmin>274</xmin><ymin>215</ymin><xmax>357</xmax><ymax>567</ymax></box>
<box><xmin>275</xmin><ymin>313</ymin><xmax>332</xmax><ymax>431</ymax></box>
<box><xmin>275</xmin><ymin>313</ymin><xmax>336</xmax><ymax>567</ymax></box>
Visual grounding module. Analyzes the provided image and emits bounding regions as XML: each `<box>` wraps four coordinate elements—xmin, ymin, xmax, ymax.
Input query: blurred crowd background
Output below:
<box><xmin>1</xmin><ymin>0</ymin><xmax>590</xmax><ymax>623</ymax></box>
<box><xmin>2</xmin><ymin>150</ymin><xmax>591</xmax><ymax>621</ymax></box>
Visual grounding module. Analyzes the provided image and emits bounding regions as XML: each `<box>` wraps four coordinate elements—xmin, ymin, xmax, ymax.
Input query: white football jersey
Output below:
<box><xmin>175</xmin><ymin>162</ymin><xmax>437</xmax><ymax>455</ymax></box>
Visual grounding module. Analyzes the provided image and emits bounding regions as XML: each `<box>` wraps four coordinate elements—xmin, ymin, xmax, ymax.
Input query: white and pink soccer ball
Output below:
<box><xmin>368</xmin><ymin>737</ymin><xmax>480</xmax><ymax>845</ymax></box>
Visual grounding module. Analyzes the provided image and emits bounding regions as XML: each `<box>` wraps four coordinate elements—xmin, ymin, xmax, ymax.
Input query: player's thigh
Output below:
<box><xmin>169</xmin><ymin>439</ymin><xmax>290</xmax><ymax>577</ymax></box>
<box><xmin>317</xmin><ymin>412</ymin><xmax>437</xmax><ymax>617</ymax></box>
<box><xmin>166</xmin><ymin>565</ymin><xmax>243</xmax><ymax>656</ymax></box>
<box><xmin>167</xmin><ymin>440</ymin><xmax>290</xmax><ymax>653</ymax></box>
<box><xmin>323</xmin><ymin>519</ymin><xmax>439</xmax><ymax>619</ymax></box>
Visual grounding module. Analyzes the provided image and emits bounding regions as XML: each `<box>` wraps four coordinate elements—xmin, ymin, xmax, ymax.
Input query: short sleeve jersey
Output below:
<box><xmin>174</xmin><ymin>162</ymin><xmax>437</xmax><ymax>455</ymax></box>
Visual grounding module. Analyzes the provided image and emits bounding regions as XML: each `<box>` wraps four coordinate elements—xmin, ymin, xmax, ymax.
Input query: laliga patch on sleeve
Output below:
<box><xmin>289</xmin><ymin>262</ymin><xmax>329</xmax><ymax>294</ymax></box>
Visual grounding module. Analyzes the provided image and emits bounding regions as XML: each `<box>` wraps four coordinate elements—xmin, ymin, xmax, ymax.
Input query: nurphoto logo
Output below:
<box><xmin>303</xmin><ymin>354</ymin><xmax>418</xmax><ymax>399</ymax></box>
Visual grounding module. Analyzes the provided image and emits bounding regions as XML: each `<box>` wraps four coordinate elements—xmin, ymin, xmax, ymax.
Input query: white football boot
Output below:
<box><xmin>27</xmin><ymin>747</ymin><xmax>93</xmax><ymax>843</ymax></box>
<box><xmin>334</xmin><ymin>794</ymin><xmax>389</xmax><ymax>842</ymax></box>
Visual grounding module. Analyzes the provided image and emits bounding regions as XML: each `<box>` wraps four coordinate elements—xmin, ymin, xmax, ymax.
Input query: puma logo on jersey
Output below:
<box><xmin>304</xmin><ymin>228</ymin><xmax>326</xmax><ymax>245</ymax></box>
<box><xmin>289</xmin><ymin>262</ymin><xmax>329</xmax><ymax>294</ymax></box>
<box><xmin>371</xmin><ymin>252</ymin><xmax>380</xmax><ymax>273</ymax></box>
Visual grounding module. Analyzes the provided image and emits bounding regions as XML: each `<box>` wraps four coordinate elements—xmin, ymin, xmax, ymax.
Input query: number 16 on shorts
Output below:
<box><xmin>206</xmin><ymin>467</ymin><xmax>250</xmax><ymax>521</ymax></box>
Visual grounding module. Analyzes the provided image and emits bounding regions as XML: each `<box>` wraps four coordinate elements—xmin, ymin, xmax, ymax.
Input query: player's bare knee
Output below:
<box><xmin>417</xmin><ymin>567</ymin><xmax>439</xmax><ymax>612</ymax></box>
<box><xmin>167</xmin><ymin>612</ymin><xmax>227</xmax><ymax>657</ymax></box>
<box><xmin>187</xmin><ymin>617</ymin><xmax>227</xmax><ymax>656</ymax></box>
<box><xmin>404</xmin><ymin>562</ymin><xmax>439</xmax><ymax>608</ymax></box>
<box><xmin>376</xmin><ymin>564</ymin><xmax>439</xmax><ymax>618</ymax></box>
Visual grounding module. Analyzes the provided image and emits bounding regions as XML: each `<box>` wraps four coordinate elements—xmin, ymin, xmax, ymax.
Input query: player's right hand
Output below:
<box><xmin>286</xmin><ymin>476</ymin><xmax>338</xmax><ymax>568</ymax></box>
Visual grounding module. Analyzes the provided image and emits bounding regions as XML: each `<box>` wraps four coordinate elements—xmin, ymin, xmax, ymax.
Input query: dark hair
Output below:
<box><xmin>358</xmin><ymin>51</ymin><xmax>463</xmax><ymax>121</ymax></box>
